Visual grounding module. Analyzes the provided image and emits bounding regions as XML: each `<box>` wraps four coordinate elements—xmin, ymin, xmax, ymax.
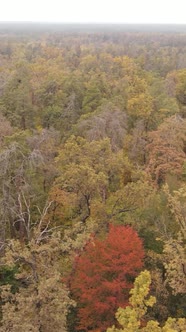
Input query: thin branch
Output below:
<box><xmin>110</xmin><ymin>206</ymin><xmax>137</xmax><ymax>218</ymax></box>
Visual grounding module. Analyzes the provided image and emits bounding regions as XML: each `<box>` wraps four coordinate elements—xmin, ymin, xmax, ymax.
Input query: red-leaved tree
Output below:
<box><xmin>68</xmin><ymin>225</ymin><xmax>144</xmax><ymax>331</ymax></box>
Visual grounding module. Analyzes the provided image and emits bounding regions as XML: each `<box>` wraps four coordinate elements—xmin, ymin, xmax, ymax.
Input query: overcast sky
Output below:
<box><xmin>0</xmin><ymin>0</ymin><xmax>185</xmax><ymax>24</ymax></box>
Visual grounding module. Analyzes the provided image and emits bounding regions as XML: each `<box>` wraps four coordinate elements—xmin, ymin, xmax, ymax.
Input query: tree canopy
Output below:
<box><xmin>0</xmin><ymin>24</ymin><xmax>186</xmax><ymax>331</ymax></box>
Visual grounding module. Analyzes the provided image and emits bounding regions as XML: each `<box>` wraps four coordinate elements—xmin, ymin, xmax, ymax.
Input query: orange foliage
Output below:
<box><xmin>68</xmin><ymin>225</ymin><xmax>144</xmax><ymax>331</ymax></box>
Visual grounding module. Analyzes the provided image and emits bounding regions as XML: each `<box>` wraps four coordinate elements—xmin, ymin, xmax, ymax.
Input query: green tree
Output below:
<box><xmin>1</xmin><ymin>63</ymin><xmax>35</xmax><ymax>130</ymax></box>
<box><xmin>82</xmin><ymin>73</ymin><xmax>110</xmax><ymax>114</ymax></box>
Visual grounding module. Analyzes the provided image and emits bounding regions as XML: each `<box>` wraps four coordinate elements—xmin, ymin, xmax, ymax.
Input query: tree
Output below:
<box><xmin>107</xmin><ymin>270</ymin><xmax>186</xmax><ymax>332</ymax></box>
<box><xmin>68</xmin><ymin>225</ymin><xmax>144</xmax><ymax>331</ymax></box>
<box><xmin>0</xmin><ymin>128</ymin><xmax>59</xmax><ymax>245</ymax></box>
<box><xmin>74</xmin><ymin>102</ymin><xmax>128</xmax><ymax>151</ymax></box>
<box><xmin>1</xmin><ymin>63</ymin><xmax>35</xmax><ymax>130</ymax></box>
<box><xmin>127</xmin><ymin>92</ymin><xmax>153</xmax><ymax>125</ymax></box>
<box><xmin>123</xmin><ymin>120</ymin><xmax>147</xmax><ymax>165</ymax></box>
<box><xmin>0</xmin><ymin>211</ymin><xmax>75</xmax><ymax>332</ymax></box>
<box><xmin>146</xmin><ymin>116</ymin><xmax>186</xmax><ymax>185</ymax></box>
<box><xmin>53</xmin><ymin>136</ymin><xmax>119</xmax><ymax>226</ymax></box>
<box><xmin>175</xmin><ymin>69</ymin><xmax>186</xmax><ymax>107</ymax></box>
<box><xmin>166</xmin><ymin>69</ymin><xmax>186</xmax><ymax>117</ymax></box>
<box><xmin>162</xmin><ymin>185</ymin><xmax>186</xmax><ymax>295</ymax></box>
<box><xmin>52</xmin><ymin>135</ymin><xmax>153</xmax><ymax>231</ymax></box>
<box><xmin>0</xmin><ymin>113</ymin><xmax>13</xmax><ymax>146</ymax></box>
<box><xmin>149</xmin><ymin>75</ymin><xmax>179</xmax><ymax>129</ymax></box>
<box><xmin>163</xmin><ymin>238</ymin><xmax>186</xmax><ymax>296</ymax></box>
<box><xmin>82</xmin><ymin>72</ymin><xmax>110</xmax><ymax>114</ymax></box>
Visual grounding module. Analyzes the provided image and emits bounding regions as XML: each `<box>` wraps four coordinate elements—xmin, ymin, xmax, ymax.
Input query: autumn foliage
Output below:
<box><xmin>1</xmin><ymin>27</ymin><xmax>186</xmax><ymax>331</ymax></box>
<box><xmin>146</xmin><ymin>116</ymin><xmax>186</xmax><ymax>185</ymax></box>
<box><xmin>69</xmin><ymin>225</ymin><xmax>144</xmax><ymax>331</ymax></box>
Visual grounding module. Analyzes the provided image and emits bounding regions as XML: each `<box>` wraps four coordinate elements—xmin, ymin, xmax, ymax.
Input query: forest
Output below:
<box><xmin>0</xmin><ymin>23</ymin><xmax>186</xmax><ymax>332</ymax></box>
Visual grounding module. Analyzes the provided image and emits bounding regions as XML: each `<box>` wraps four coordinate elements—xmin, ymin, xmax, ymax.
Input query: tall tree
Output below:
<box><xmin>162</xmin><ymin>185</ymin><xmax>186</xmax><ymax>295</ymax></box>
<box><xmin>0</xmin><ymin>212</ymin><xmax>75</xmax><ymax>332</ymax></box>
<box><xmin>68</xmin><ymin>225</ymin><xmax>144</xmax><ymax>331</ymax></box>
<box><xmin>146</xmin><ymin>116</ymin><xmax>186</xmax><ymax>185</ymax></box>
<box><xmin>1</xmin><ymin>63</ymin><xmax>35</xmax><ymax>130</ymax></box>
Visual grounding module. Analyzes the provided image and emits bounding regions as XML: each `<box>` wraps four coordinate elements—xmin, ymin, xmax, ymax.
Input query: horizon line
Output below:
<box><xmin>0</xmin><ymin>21</ymin><xmax>186</xmax><ymax>25</ymax></box>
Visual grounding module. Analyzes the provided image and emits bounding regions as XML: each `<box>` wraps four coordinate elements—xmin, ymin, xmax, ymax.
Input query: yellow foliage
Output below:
<box><xmin>107</xmin><ymin>270</ymin><xmax>186</xmax><ymax>332</ymax></box>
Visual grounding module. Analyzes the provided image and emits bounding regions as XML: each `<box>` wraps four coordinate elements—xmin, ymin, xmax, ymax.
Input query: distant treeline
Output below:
<box><xmin>0</xmin><ymin>22</ymin><xmax>186</xmax><ymax>33</ymax></box>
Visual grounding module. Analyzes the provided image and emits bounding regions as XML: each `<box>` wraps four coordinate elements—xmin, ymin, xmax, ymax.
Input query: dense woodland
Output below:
<box><xmin>0</xmin><ymin>24</ymin><xmax>186</xmax><ymax>332</ymax></box>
